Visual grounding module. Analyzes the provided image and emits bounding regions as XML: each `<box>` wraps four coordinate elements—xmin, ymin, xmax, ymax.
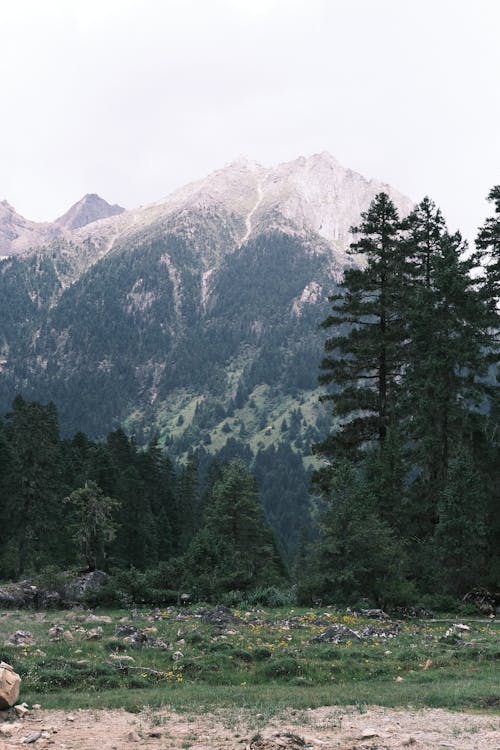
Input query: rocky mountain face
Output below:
<box><xmin>54</xmin><ymin>193</ymin><xmax>124</xmax><ymax>231</ymax></box>
<box><xmin>0</xmin><ymin>194</ymin><xmax>124</xmax><ymax>257</ymax></box>
<box><xmin>0</xmin><ymin>154</ymin><xmax>412</xmax><ymax>545</ymax></box>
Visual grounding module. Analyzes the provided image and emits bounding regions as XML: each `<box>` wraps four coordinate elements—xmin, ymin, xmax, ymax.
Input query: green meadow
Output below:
<box><xmin>1</xmin><ymin>606</ymin><xmax>498</xmax><ymax>714</ymax></box>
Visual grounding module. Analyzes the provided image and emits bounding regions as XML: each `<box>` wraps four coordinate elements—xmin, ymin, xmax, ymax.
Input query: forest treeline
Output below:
<box><xmin>0</xmin><ymin>397</ymin><xmax>286</xmax><ymax>603</ymax></box>
<box><xmin>309</xmin><ymin>189</ymin><xmax>500</xmax><ymax>606</ymax></box>
<box><xmin>0</xmin><ymin>187</ymin><xmax>499</xmax><ymax>609</ymax></box>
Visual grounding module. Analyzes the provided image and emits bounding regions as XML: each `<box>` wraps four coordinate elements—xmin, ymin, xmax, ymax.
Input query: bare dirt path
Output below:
<box><xmin>0</xmin><ymin>705</ymin><xmax>498</xmax><ymax>750</ymax></box>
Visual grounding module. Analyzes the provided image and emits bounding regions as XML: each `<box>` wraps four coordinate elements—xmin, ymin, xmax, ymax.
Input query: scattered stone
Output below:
<box><xmin>108</xmin><ymin>654</ymin><xmax>135</xmax><ymax>662</ymax></box>
<box><xmin>66</xmin><ymin>715</ymin><xmax>75</xmax><ymax>722</ymax></box>
<box><xmin>311</xmin><ymin>625</ymin><xmax>361</xmax><ymax>644</ymax></box>
<box><xmin>116</xmin><ymin>625</ymin><xmax>170</xmax><ymax>649</ymax></box>
<box><xmin>392</xmin><ymin>606</ymin><xmax>434</xmax><ymax>619</ymax></box>
<box><xmin>250</xmin><ymin>733</ymin><xmax>306</xmax><ymax>749</ymax></box>
<box><xmin>127</xmin><ymin>729</ymin><xmax>140</xmax><ymax>742</ymax></box>
<box><xmin>48</xmin><ymin>626</ymin><xmax>64</xmax><ymax>641</ymax></box>
<box><xmin>85</xmin><ymin>614</ymin><xmax>112</xmax><ymax>624</ymax></box>
<box><xmin>402</xmin><ymin>738</ymin><xmax>417</xmax><ymax>746</ymax></box>
<box><xmin>198</xmin><ymin>605</ymin><xmax>242</xmax><ymax>627</ymax></box>
<box><xmin>359</xmin><ymin>729</ymin><xmax>379</xmax><ymax>739</ymax></box>
<box><xmin>172</xmin><ymin>651</ymin><xmax>183</xmax><ymax>661</ymax></box>
<box><xmin>395</xmin><ymin>675</ymin><xmax>404</xmax><ymax>682</ymax></box>
<box><xmin>0</xmin><ymin>663</ymin><xmax>21</xmax><ymax>709</ymax></box>
<box><xmin>358</xmin><ymin>623</ymin><xmax>400</xmax><ymax>639</ymax></box>
<box><xmin>83</xmin><ymin>627</ymin><xmax>103</xmax><ymax>640</ymax></box>
<box><xmin>14</xmin><ymin>703</ymin><xmax>29</xmax><ymax>718</ymax></box>
<box><xmin>0</xmin><ymin>722</ymin><xmax>22</xmax><ymax>736</ymax></box>
<box><xmin>21</xmin><ymin>731</ymin><xmax>41</xmax><ymax>744</ymax></box>
<box><xmin>4</xmin><ymin>631</ymin><xmax>35</xmax><ymax>647</ymax></box>
<box><xmin>359</xmin><ymin>608</ymin><xmax>389</xmax><ymax>620</ymax></box>
<box><xmin>32</xmin><ymin>705</ymin><xmax>41</xmax><ymax>710</ymax></box>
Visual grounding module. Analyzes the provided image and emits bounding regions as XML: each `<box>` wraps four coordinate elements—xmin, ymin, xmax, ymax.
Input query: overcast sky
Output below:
<box><xmin>0</xmin><ymin>0</ymin><xmax>499</xmax><ymax>244</ymax></box>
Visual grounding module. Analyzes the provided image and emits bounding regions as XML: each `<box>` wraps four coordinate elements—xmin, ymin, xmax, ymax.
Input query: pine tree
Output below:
<box><xmin>476</xmin><ymin>185</ymin><xmax>500</xmax><ymax>300</ymax></box>
<box><xmin>315</xmin><ymin>193</ymin><xmax>406</xmax><ymax>464</ymax></box>
<box><xmin>3</xmin><ymin>397</ymin><xmax>64</xmax><ymax>574</ymax></box>
<box><xmin>313</xmin><ymin>460</ymin><xmax>406</xmax><ymax>606</ymax></box>
<box><xmin>401</xmin><ymin>206</ymin><xmax>495</xmax><ymax>540</ymax></box>
<box><xmin>184</xmin><ymin>459</ymin><xmax>285</xmax><ymax>597</ymax></box>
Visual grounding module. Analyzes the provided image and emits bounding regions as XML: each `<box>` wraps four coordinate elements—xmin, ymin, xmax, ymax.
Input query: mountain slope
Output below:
<box><xmin>0</xmin><ymin>154</ymin><xmax>413</xmax><ymax>548</ymax></box>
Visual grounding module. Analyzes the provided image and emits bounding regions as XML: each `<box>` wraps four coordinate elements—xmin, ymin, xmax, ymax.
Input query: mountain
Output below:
<box><xmin>0</xmin><ymin>153</ymin><xmax>412</xmax><ymax>550</ymax></box>
<box><xmin>54</xmin><ymin>193</ymin><xmax>125</xmax><ymax>231</ymax></box>
<box><xmin>0</xmin><ymin>193</ymin><xmax>124</xmax><ymax>257</ymax></box>
<box><xmin>0</xmin><ymin>200</ymin><xmax>61</xmax><ymax>258</ymax></box>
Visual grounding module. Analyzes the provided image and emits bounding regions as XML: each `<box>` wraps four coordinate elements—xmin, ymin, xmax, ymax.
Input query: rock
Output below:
<box><xmin>116</xmin><ymin>625</ymin><xmax>170</xmax><ymax>649</ymax></box>
<box><xmin>0</xmin><ymin>583</ymin><xmax>37</xmax><ymax>609</ymax></box>
<box><xmin>0</xmin><ymin>722</ymin><xmax>22</xmax><ymax>736</ymax></box>
<box><xmin>0</xmin><ymin>581</ymin><xmax>60</xmax><ymax>610</ymax></box>
<box><xmin>4</xmin><ymin>631</ymin><xmax>35</xmax><ymax>647</ymax></box>
<box><xmin>48</xmin><ymin>625</ymin><xmax>65</xmax><ymax>641</ymax></box>
<box><xmin>14</xmin><ymin>703</ymin><xmax>29</xmax><ymax>718</ymax></box>
<box><xmin>463</xmin><ymin>588</ymin><xmax>500</xmax><ymax>615</ymax></box>
<box><xmin>62</xmin><ymin>570</ymin><xmax>108</xmax><ymax>603</ymax></box>
<box><xmin>21</xmin><ymin>731</ymin><xmax>41</xmax><ymax>743</ymax></box>
<box><xmin>83</xmin><ymin>627</ymin><xmax>103</xmax><ymax>640</ymax></box>
<box><xmin>311</xmin><ymin>624</ymin><xmax>360</xmax><ymax>643</ymax></box>
<box><xmin>127</xmin><ymin>730</ymin><xmax>140</xmax><ymax>742</ymax></box>
<box><xmin>198</xmin><ymin>605</ymin><xmax>242</xmax><ymax>627</ymax></box>
<box><xmin>109</xmin><ymin>654</ymin><xmax>135</xmax><ymax>662</ymax></box>
<box><xmin>85</xmin><ymin>614</ymin><xmax>112</xmax><ymax>624</ymax></box>
<box><xmin>0</xmin><ymin>664</ymin><xmax>21</xmax><ymax>709</ymax></box>
<box><xmin>172</xmin><ymin>651</ymin><xmax>183</xmax><ymax>661</ymax></box>
<box><xmin>360</xmin><ymin>608</ymin><xmax>389</xmax><ymax>620</ymax></box>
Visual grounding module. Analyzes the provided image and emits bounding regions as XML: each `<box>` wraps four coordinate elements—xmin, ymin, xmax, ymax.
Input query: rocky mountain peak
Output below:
<box><xmin>55</xmin><ymin>193</ymin><xmax>125</xmax><ymax>231</ymax></box>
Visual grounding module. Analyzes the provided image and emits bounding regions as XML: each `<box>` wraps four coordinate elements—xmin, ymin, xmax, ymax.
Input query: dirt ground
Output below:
<box><xmin>0</xmin><ymin>705</ymin><xmax>498</xmax><ymax>750</ymax></box>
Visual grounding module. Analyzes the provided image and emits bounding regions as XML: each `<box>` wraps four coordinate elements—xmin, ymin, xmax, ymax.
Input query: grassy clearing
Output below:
<box><xmin>0</xmin><ymin>606</ymin><xmax>498</xmax><ymax>713</ymax></box>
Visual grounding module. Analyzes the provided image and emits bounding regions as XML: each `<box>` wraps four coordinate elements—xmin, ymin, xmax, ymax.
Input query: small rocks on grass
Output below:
<box><xmin>83</xmin><ymin>626</ymin><xmax>103</xmax><ymax>640</ymax></box>
<box><xmin>109</xmin><ymin>654</ymin><xmax>135</xmax><ymax>662</ymax></box>
<box><xmin>311</xmin><ymin>625</ymin><xmax>360</xmax><ymax>644</ymax></box>
<box><xmin>4</xmin><ymin>631</ymin><xmax>35</xmax><ymax>647</ymax></box>
<box><xmin>359</xmin><ymin>608</ymin><xmax>390</xmax><ymax>620</ymax></box>
<box><xmin>85</xmin><ymin>614</ymin><xmax>112</xmax><ymax>624</ymax></box>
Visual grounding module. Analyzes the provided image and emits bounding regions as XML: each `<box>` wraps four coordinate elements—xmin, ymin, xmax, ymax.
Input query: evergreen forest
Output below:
<box><xmin>0</xmin><ymin>187</ymin><xmax>499</xmax><ymax>610</ymax></box>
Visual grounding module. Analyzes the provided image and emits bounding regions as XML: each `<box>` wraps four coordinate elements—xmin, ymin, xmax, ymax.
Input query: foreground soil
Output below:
<box><xmin>0</xmin><ymin>705</ymin><xmax>498</xmax><ymax>750</ymax></box>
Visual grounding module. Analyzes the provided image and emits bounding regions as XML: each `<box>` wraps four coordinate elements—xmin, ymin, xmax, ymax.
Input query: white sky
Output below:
<box><xmin>0</xmin><ymin>0</ymin><xmax>499</xmax><ymax>244</ymax></box>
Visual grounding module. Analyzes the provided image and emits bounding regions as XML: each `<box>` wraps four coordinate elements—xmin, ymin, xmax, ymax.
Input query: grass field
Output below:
<box><xmin>0</xmin><ymin>605</ymin><xmax>498</xmax><ymax>714</ymax></box>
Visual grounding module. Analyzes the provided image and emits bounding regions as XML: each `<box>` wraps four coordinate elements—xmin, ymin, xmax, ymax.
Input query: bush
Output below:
<box><xmin>244</xmin><ymin>586</ymin><xmax>296</xmax><ymax>608</ymax></box>
<box><xmin>262</xmin><ymin>657</ymin><xmax>301</xmax><ymax>679</ymax></box>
